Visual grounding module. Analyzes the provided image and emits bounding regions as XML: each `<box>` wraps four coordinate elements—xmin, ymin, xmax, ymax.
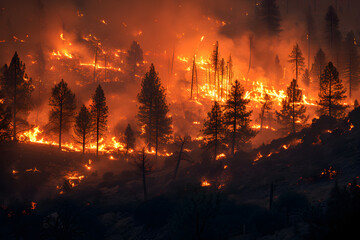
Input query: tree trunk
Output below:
<box><xmin>82</xmin><ymin>130</ymin><xmax>85</xmax><ymax>154</ymax></box>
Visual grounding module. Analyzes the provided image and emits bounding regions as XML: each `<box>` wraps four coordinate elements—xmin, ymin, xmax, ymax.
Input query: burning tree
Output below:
<box><xmin>48</xmin><ymin>79</ymin><xmax>76</xmax><ymax>149</ymax></box>
<box><xmin>311</xmin><ymin>48</ymin><xmax>327</xmax><ymax>91</ymax></box>
<box><xmin>223</xmin><ymin>80</ymin><xmax>254</xmax><ymax>155</ymax></box>
<box><xmin>137</xmin><ymin>64</ymin><xmax>172</xmax><ymax>159</ymax></box>
<box><xmin>203</xmin><ymin>101</ymin><xmax>225</xmax><ymax>160</ymax></box>
<box><xmin>276</xmin><ymin>79</ymin><xmax>307</xmax><ymax>134</ymax></box>
<box><xmin>126</xmin><ymin>41</ymin><xmax>144</xmax><ymax>82</ymax></box>
<box><xmin>257</xmin><ymin>0</ymin><xmax>282</xmax><ymax>36</ymax></box>
<box><xmin>211</xmin><ymin>41</ymin><xmax>219</xmax><ymax>95</ymax></box>
<box><xmin>288</xmin><ymin>43</ymin><xmax>305</xmax><ymax>82</ymax></box>
<box><xmin>73</xmin><ymin>105</ymin><xmax>92</xmax><ymax>154</ymax></box>
<box><xmin>90</xmin><ymin>85</ymin><xmax>108</xmax><ymax>156</ymax></box>
<box><xmin>318</xmin><ymin>62</ymin><xmax>348</xmax><ymax>119</ymax></box>
<box><xmin>259</xmin><ymin>93</ymin><xmax>273</xmax><ymax>131</ymax></box>
<box><xmin>124</xmin><ymin>123</ymin><xmax>135</xmax><ymax>154</ymax></box>
<box><xmin>0</xmin><ymin>52</ymin><xmax>34</xmax><ymax>141</ymax></box>
<box><xmin>343</xmin><ymin>31</ymin><xmax>360</xmax><ymax>98</ymax></box>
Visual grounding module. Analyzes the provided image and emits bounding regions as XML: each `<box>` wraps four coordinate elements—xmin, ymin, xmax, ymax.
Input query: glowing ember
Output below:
<box><xmin>216</xmin><ymin>153</ymin><xmax>226</xmax><ymax>160</ymax></box>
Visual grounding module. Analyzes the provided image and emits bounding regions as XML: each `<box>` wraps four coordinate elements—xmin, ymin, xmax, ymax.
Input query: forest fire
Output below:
<box><xmin>1</xmin><ymin>0</ymin><xmax>360</xmax><ymax>238</ymax></box>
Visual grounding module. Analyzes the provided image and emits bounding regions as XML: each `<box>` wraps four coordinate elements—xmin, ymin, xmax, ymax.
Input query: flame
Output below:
<box><xmin>201</xmin><ymin>179</ymin><xmax>211</xmax><ymax>187</ymax></box>
<box><xmin>30</xmin><ymin>202</ymin><xmax>37</xmax><ymax>210</ymax></box>
<box><xmin>216</xmin><ymin>153</ymin><xmax>226</xmax><ymax>160</ymax></box>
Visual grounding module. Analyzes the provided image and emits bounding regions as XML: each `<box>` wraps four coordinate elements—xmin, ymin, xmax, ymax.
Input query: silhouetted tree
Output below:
<box><xmin>325</xmin><ymin>5</ymin><xmax>342</xmax><ymax>64</ymax></box>
<box><xmin>259</xmin><ymin>93</ymin><xmax>273</xmax><ymax>130</ymax></box>
<box><xmin>126</xmin><ymin>41</ymin><xmax>144</xmax><ymax>82</ymax></box>
<box><xmin>0</xmin><ymin>52</ymin><xmax>34</xmax><ymax>141</ymax></box>
<box><xmin>276</xmin><ymin>79</ymin><xmax>307</xmax><ymax>134</ymax></box>
<box><xmin>124</xmin><ymin>123</ymin><xmax>135</xmax><ymax>154</ymax></box>
<box><xmin>90</xmin><ymin>85</ymin><xmax>108</xmax><ymax>156</ymax></box>
<box><xmin>224</xmin><ymin>80</ymin><xmax>254</xmax><ymax>155</ymax></box>
<box><xmin>48</xmin><ymin>79</ymin><xmax>76</xmax><ymax>149</ymax></box>
<box><xmin>302</xmin><ymin>68</ymin><xmax>311</xmax><ymax>87</ymax></box>
<box><xmin>219</xmin><ymin>58</ymin><xmax>225</xmax><ymax>99</ymax></box>
<box><xmin>311</xmin><ymin>48</ymin><xmax>327</xmax><ymax>90</ymax></box>
<box><xmin>343</xmin><ymin>31</ymin><xmax>360</xmax><ymax>98</ymax></box>
<box><xmin>203</xmin><ymin>101</ymin><xmax>225</xmax><ymax>161</ymax></box>
<box><xmin>0</xmin><ymin>92</ymin><xmax>11</xmax><ymax>141</ymax></box>
<box><xmin>288</xmin><ymin>43</ymin><xmax>305</xmax><ymax>82</ymax></box>
<box><xmin>258</xmin><ymin>0</ymin><xmax>282</xmax><ymax>35</ymax></box>
<box><xmin>137</xmin><ymin>64</ymin><xmax>172</xmax><ymax>160</ymax></box>
<box><xmin>318</xmin><ymin>62</ymin><xmax>348</xmax><ymax>118</ymax></box>
<box><xmin>74</xmin><ymin>104</ymin><xmax>91</xmax><ymax>154</ymax></box>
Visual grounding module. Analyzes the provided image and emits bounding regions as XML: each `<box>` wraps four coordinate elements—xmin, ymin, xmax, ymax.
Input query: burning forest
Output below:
<box><xmin>1</xmin><ymin>0</ymin><xmax>360</xmax><ymax>239</ymax></box>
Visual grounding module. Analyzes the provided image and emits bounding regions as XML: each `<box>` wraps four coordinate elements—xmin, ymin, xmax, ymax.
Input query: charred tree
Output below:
<box><xmin>318</xmin><ymin>62</ymin><xmax>348</xmax><ymax>119</ymax></box>
<box><xmin>173</xmin><ymin>135</ymin><xmax>190</xmax><ymax>180</ymax></box>
<box><xmin>48</xmin><ymin>79</ymin><xmax>76</xmax><ymax>149</ymax></box>
<box><xmin>203</xmin><ymin>101</ymin><xmax>225</xmax><ymax>161</ymax></box>
<box><xmin>0</xmin><ymin>52</ymin><xmax>34</xmax><ymax>141</ymax></box>
<box><xmin>211</xmin><ymin>41</ymin><xmax>219</xmax><ymax>96</ymax></box>
<box><xmin>302</xmin><ymin>69</ymin><xmax>311</xmax><ymax>87</ymax></box>
<box><xmin>90</xmin><ymin>85</ymin><xmax>108</xmax><ymax>156</ymax></box>
<box><xmin>74</xmin><ymin>105</ymin><xmax>91</xmax><ymax>154</ymax></box>
<box><xmin>276</xmin><ymin>79</ymin><xmax>307</xmax><ymax>134</ymax></box>
<box><xmin>274</xmin><ymin>55</ymin><xmax>283</xmax><ymax>85</ymax></box>
<box><xmin>137</xmin><ymin>64</ymin><xmax>172</xmax><ymax>160</ymax></box>
<box><xmin>134</xmin><ymin>148</ymin><xmax>152</xmax><ymax>201</ymax></box>
<box><xmin>223</xmin><ymin>80</ymin><xmax>254</xmax><ymax>155</ymax></box>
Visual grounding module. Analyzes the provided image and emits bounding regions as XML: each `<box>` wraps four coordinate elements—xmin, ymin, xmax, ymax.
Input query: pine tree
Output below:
<box><xmin>126</xmin><ymin>41</ymin><xmax>144</xmax><ymax>82</ymax></box>
<box><xmin>311</xmin><ymin>48</ymin><xmax>327</xmax><ymax>91</ymax></box>
<box><xmin>224</xmin><ymin>80</ymin><xmax>255</xmax><ymax>155</ymax></box>
<box><xmin>302</xmin><ymin>69</ymin><xmax>311</xmax><ymax>87</ymax></box>
<box><xmin>343</xmin><ymin>31</ymin><xmax>360</xmax><ymax>98</ymax></box>
<box><xmin>276</xmin><ymin>79</ymin><xmax>307</xmax><ymax>134</ymax></box>
<box><xmin>203</xmin><ymin>101</ymin><xmax>225</xmax><ymax>160</ymax></box>
<box><xmin>124</xmin><ymin>123</ymin><xmax>135</xmax><ymax>154</ymax></box>
<box><xmin>137</xmin><ymin>64</ymin><xmax>172</xmax><ymax>159</ymax></box>
<box><xmin>325</xmin><ymin>5</ymin><xmax>342</xmax><ymax>64</ymax></box>
<box><xmin>258</xmin><ymin>0</ymin><xmax>282</xmax><ymax>35</ymax></box>
<box><xmin>48</xmin><ymin>79</ymin><xmax>76</xmax><ymax>149</ymax></box>
<box><xmin>259</xmin><ymin>93</ymin><xmax>273</xmax><ymax>130</ymax></box>
<box><xmin>288</xmin><ymin>43</ymin><xmax>305</xmax><ymax>82</ymax></box>
<box><xmin>90</xmin><ymin>85</ymin><xmax>108</xmax><ymax>156</ymax></box>
<box><xmin>74</xmin><ymin>105</ymin><xmax>91</xmax><ymax>154</ymax></box>
<box><xmin>318</xmin><ymin>62</ymin><xmax>348</xmax><ymax>118</ymax></box>
<box><xmin>0</xmin><ymin>52</ymin><xmax>34</xmax><ymax>141</ymax></box>
<box><xmin>227</xmin><ymin>55</ymin><xmax>234</xmax><ymax>97</ymax></box>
